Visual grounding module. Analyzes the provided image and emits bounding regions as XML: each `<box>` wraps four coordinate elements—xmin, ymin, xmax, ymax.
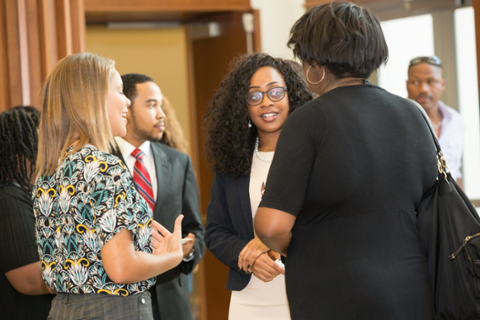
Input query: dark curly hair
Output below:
<box><xmin>0</xmin><ymin>106</ymin><xmax>40</xmax><ymax>191</ymax></box>
<box><xmin>204</xmin><ymin>53</ymin><xmax>313</xmax><ymax>178</ymax></box>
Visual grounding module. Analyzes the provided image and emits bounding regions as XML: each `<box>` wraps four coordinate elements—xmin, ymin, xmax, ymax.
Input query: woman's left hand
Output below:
<box><xmin>238</xmin><ymin>237</ymin><xmax>269</xmax><ymax>273</ymax></box>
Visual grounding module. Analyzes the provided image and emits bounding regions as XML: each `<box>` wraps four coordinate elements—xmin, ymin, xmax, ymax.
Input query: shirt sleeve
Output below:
<box><xmin>91</xmin><ymin>154</ymin><xmax>141</xmax><ymax>247</ymax></box>
<box><xmin>441</xmin><ymin>110</ymin><xmax>465</xmax><ymax>180</ymax></box>
<box><xmin>0</xmin><ymin>189</ymin><xmax>40</xmax><ymax>273</ymax></box>
<box><xmin>259</xmin><ymin>106</ymin><xmax>322</xmax><ymax>216</ymax></box>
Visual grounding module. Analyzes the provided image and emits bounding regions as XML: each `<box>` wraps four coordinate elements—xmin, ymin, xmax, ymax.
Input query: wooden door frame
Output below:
<box><xmin>83</xmin><ymin>4</ymin><xmax>261</xmax><ymax>320</ymax></box>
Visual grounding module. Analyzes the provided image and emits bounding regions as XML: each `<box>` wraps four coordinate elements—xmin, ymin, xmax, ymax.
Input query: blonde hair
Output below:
<box><xmin>160</xmin><ymin>96</ymin><xmax>189</xmax><ymax>154</ymax></box>
<box><xmin>36</xmin><ymin>52</ymin><xmax>115</xmax><ymax>176</ymax></box>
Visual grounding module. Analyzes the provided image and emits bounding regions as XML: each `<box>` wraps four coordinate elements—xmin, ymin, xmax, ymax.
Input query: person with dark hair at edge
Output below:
<box><xmin>0</xmin><ymin>106</ymin><xmax>54</xmax><ymax>319</ymax></box>
<box><xmin>34</xmin><ymin>53</ymin><xmax>184</xmax><ymax>320</ymax></box>
<box><xmin>255</xmin><ymin>2</ymin><xmax>437</xmax><ymax>319</ymax></box>
<box><xmin>113</xmin><ymin>73</ymin><xmax>205</xmax><ymax>320</ymax></box>
<box><xmin>407</xmin><ymin>55</ymin><xmax>464</xmax><ymax>188</ymax></box>
<box><xmin>204</xmin><ymin>53</ymin><xmax>313</xmax><ymax>319</ymax></box>
<box><xmin>158</xmin><ymin>96</ymin><xmax>189</xmax><ymax>155</ymax></box>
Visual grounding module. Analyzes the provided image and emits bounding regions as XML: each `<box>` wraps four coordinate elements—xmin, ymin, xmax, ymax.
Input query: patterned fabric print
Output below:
<box><xmin>33</xmin><ymin>145</ymin><xmax>155</xmax><ymax>295</ymax></box>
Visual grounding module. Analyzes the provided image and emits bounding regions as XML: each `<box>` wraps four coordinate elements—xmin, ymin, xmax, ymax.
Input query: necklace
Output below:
<box><xmin>254</xmin><ymin>137</ymin><xmax>274</xmax><ymax>162</ymax></box>
<box><xmin>432</xmin><ymin>122</ymin><xmax>442</xmax><ymax>130</ymax></box>
<box><xmin>330</xmin><ymin>78</ymin><xmax>365</xmax><ymax>91</ymax></box>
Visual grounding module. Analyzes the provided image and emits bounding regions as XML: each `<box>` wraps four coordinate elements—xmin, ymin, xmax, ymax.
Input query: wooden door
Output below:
<box><xmin>188</xmin><ymin>11</ymin><xmax>260</xmax><ymax>320</ymax></box>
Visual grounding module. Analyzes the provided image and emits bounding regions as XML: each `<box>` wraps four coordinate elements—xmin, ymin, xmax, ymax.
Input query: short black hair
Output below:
<box><xmin>204</xmin><ymin>53</ymin><xmax>313</xmax><ymax>178</ymax></box>
<box><xmin>287</xmin><ymin>1</ymin><xmax>389</xmax><ymax>79</ymax></box>
<box><xmin>121</xmin><ymin>73</ymin><xmax>154</xmax><ymax>106</ymax></box>
<box><xmin>0</xmin><ymin>106</ymin><xmax>40</xmax><ymax>190</ymax></box>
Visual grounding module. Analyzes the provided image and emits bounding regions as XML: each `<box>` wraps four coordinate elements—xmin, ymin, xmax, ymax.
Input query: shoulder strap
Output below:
<box><xmin>409</xmin><ymin>99</ymin><xmax>450</xmax><ymax>178</ymax></box>
<box><xmin>409</xmin><ymin>99</ymin><xmax>442</xmax><ymax>153</ymax></box>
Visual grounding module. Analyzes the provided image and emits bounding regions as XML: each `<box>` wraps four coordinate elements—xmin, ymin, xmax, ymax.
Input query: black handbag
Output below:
<box><xmin>415</xmin><ymin>102</ymin><xmax>480</xmax><ymax>319</ymax></box>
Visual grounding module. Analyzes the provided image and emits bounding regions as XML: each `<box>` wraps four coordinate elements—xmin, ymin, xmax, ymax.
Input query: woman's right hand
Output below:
<box><xmin>151</xmin><ymin>215</ymin><xmax>183</xmax><ymax>260</ymax></box>
<box><xmin>250</xmin><ymin>250</ymin><xmax>285</xmax><ymax>282</ymax></box>
<box><xmin>238</xmin><ymin>237</ymin><xmax>269</xmax><ymax>273</ymax></box>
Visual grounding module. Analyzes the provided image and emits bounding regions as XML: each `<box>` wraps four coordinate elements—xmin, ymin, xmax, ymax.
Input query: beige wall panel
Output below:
<box><xmin>86</xmin><ymin>26</ymin><xmax>192</xmax><ymax>155</ymax></box>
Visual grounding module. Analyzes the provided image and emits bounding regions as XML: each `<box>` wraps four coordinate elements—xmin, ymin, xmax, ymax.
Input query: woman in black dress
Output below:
<box><xmin>0</xmin><ymin>107</ymin><xmax>53</xmax><ymax>319</ymax></box>
<box><xmin>254</xmin><ymin>2</ymin><xmax>437</xmax><ymax>319</ymax></box>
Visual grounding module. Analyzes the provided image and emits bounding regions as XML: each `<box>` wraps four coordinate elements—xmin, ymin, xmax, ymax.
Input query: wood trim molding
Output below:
<box><xmin>185</xmin><ymin>26</ymin><xmax>201</xmax><ymax>180</ymax></box>
<box><xmin>0</xmin><ymin>0</ymin><xmax>85</xmax><ymax>111</ymax></box>
<box><xmin>26</xmin><ymin>0</ymin><xmax>42</xmax><ymax>106</ymax></box>
<box><xmin>0</xmin><ymin>2</ymin><xmax>10</xmax><ymax>112</ymax></box>
<box><xmin>4</xmin><ymin>0</ymin><xmax>28</xmax><ymax>107</ymax></box>
<box><xmin>84</xmin><ymin>0</ymin><xmax>251</xmax><ymax>13</ymax></box>
<box><xmin>305</xmin><ymin>0</ymin><xmax>339</xmax><ymax>7</ymax></box>
<box><xmin>70</xmin><ymin>0</ymin><xmax>86</xmax><ymax>53</ymax></box>
<box><xmin>38</xmin><ymin>0</ymin><xmax>58</xmax><ymax>80</ymax></box>
<box><xmin>55</xmin><ymin>0</ymin><xmax>73</xmax><ymax>58</ymax></box>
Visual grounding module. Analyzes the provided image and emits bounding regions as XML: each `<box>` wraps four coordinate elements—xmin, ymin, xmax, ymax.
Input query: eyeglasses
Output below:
<box><xmin>409</xmin><ymin>56</ymin><xmax>442</xmax><ymax>68</ymax></box>
<box><xmin>246</xmin><ymin>87</ymin><xmax>288</xmax><ymax>106</ymax></box>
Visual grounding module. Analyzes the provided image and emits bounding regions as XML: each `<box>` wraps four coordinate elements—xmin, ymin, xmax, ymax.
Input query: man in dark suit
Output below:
<box><xmin>114</xmin><ymin>73</ymin><xmax>205</xmax><ymax>320</ymax></box>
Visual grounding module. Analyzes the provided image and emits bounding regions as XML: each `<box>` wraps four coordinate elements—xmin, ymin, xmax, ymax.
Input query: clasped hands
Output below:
<box><xmin>238</xmin><ymin>237</ymin><xmax>285</xmax><ymax>283</ymax></box>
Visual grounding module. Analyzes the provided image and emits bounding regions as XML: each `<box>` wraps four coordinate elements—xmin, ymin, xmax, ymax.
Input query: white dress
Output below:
<box><xmin>228</xmin><ymin>151</ymin><xmax>290</xmax><ymax>320</ymax></box>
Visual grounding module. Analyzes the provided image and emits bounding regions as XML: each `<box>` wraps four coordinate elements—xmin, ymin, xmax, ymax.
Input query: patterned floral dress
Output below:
<box><xmin>33</xmin><ymin>144</ymin><xmax>154</xmax><ymax>296</ymax></box>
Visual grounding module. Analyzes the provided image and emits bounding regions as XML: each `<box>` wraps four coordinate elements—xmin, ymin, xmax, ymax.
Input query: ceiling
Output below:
<box><xmin>84</xmin><ymin>0</ymin><xmax>473</xmax><ymax>24</ymax></box>
<box><xmin>357</xmin><ymin>0</ymin><xmax>472</xmax><ymax>21</ymax></box>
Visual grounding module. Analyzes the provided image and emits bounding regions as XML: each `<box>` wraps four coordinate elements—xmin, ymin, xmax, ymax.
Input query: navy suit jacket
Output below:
<box><xmin>113</xmin><ymin>142</ymin><xmax>205</xmax><ymax>320</ymax></box>
<box><xmin>205</xmin><ymin>173</ymin><xmax>255</xmax><ymax>291</ymax></box>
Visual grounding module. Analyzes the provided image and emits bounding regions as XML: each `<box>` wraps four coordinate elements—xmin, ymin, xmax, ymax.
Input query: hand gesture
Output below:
<box><xmin>151</xmin><ymin>215</ymin><xmax>183</xmax><ymax>257</ymax></box>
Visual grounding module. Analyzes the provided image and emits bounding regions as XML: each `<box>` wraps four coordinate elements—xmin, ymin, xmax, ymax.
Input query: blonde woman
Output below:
<box><xmin>33</xmin><ymin>53</ymin><xmax>183</xmax><ymax>320</ymax></box>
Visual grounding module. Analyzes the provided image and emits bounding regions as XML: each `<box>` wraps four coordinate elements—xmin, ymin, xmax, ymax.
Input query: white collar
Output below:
<box><xmin>114</xmin><ymin>137</ymin><xmax>151</xmax><ymax>159</ymax></box>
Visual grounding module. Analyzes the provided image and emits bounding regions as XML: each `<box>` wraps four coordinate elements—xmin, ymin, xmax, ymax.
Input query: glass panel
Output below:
<box><xmin>454</xmin><ymin>7</ymin><xmax>480</xmax><ymax>199</ymax></box>
<box><xmin>378</xmin><ymin>15</ymin><xmax>434</xmax><ymax>98</ymax></box>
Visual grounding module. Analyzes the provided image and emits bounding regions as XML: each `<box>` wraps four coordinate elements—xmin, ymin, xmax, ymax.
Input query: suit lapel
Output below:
<box><xmin>151</xmin><ymin>143</ymin><xmax>171</xmax><ymax>222</ymax></box>
<box><xmin>237</xmin><ymin>174</ymin><xmax>254</xmax><ymax>237</ymax></box>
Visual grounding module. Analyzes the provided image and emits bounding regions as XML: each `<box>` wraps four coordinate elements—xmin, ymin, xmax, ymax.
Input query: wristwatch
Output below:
<box><xmin>183</xmin><ymin>248</ymin><xmax>195</xmax><ymax>262</ymax></box>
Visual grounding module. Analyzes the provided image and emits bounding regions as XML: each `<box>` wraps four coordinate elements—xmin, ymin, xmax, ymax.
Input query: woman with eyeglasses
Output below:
<box><xmin>204</xmin><ymin>53</ymin><xmax>312</xmax><ymax>319</ymax></box>
<box><xmin>254</xmin><ymin>2</ymin><xmax>438</xmax><ymax>319</ymax></box>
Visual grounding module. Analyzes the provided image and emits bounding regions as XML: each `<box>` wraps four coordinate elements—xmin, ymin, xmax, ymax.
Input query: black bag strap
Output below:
<box><xmin>409</xmin><ymin>99</ymin><xmax>450</xmax><ymax>179</ymax></box>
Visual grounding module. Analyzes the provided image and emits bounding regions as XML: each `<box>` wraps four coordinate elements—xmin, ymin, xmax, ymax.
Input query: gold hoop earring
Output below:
<box><xmin>306</xmin><ymin>66</ymin><xmax>325</xmax><ymax>85</ymax></box>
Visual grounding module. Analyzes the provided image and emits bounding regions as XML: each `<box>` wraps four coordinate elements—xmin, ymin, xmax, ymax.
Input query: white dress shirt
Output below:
<box><xmin>438</xmin><ymin>101</ymin><xmax>465</xmax><ymax>180</ymax></box>
<box><xmin>114</xmin><ymin>137</ymin><xmax>158</xmax><ymax>201</ymax></box>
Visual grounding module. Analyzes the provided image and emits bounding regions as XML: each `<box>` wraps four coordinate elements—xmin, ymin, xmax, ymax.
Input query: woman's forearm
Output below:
<box><xmin>257</xmin><ymin>230</ymin><xmax>291</xmax><ymax>257</ymax></box>
<box><xmin>110</xmin><ymin>250</ymin><xmax>183</xmax><ymax>284</ymax></box>
<box><xmin>101</xmin><ymin>228</ymin><xmax>183</xmax><ymax>284</ymax></box>
<box><xmin>254</xmin><ymin>207</ymin><xmax>296</xmax><ymax>257</ymax></box>
<box><xmin>5</xmin><ymin>261</ymin><xmax>52</xmax><ymax>295</ymax></box>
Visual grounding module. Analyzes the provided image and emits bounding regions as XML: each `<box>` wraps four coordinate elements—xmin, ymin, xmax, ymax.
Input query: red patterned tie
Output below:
<box><xmin>131</xmin><ymin>148</ymin><xmax>155</xmax><ymax>211</ymax></box>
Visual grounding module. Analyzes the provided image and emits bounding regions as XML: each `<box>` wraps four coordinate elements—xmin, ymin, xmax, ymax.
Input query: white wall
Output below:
<box><xmin>454</xmin><ymin>7</ymin><xmax>480</xmax><ymax>199</ymax></box>
<box><xmin>378</xmin><ymin>14</ymin><xmax>434</xmax><ymax>98</ymax></box>
<box><xmin>250</xmin><ymin>0</ymin><xmax>305</xmax><ymax>58</ymax></box>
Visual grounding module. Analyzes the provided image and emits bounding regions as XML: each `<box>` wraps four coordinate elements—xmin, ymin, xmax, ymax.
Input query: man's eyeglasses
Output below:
<box><xmin>409</xmin><ymin>56</ymin><xmax>442</xmax><ymax>68</ymax></box>
<box><xmin>246</xmin><ymin>87</ymin><xmax>288</xmax><ymax>106</ymax></box>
